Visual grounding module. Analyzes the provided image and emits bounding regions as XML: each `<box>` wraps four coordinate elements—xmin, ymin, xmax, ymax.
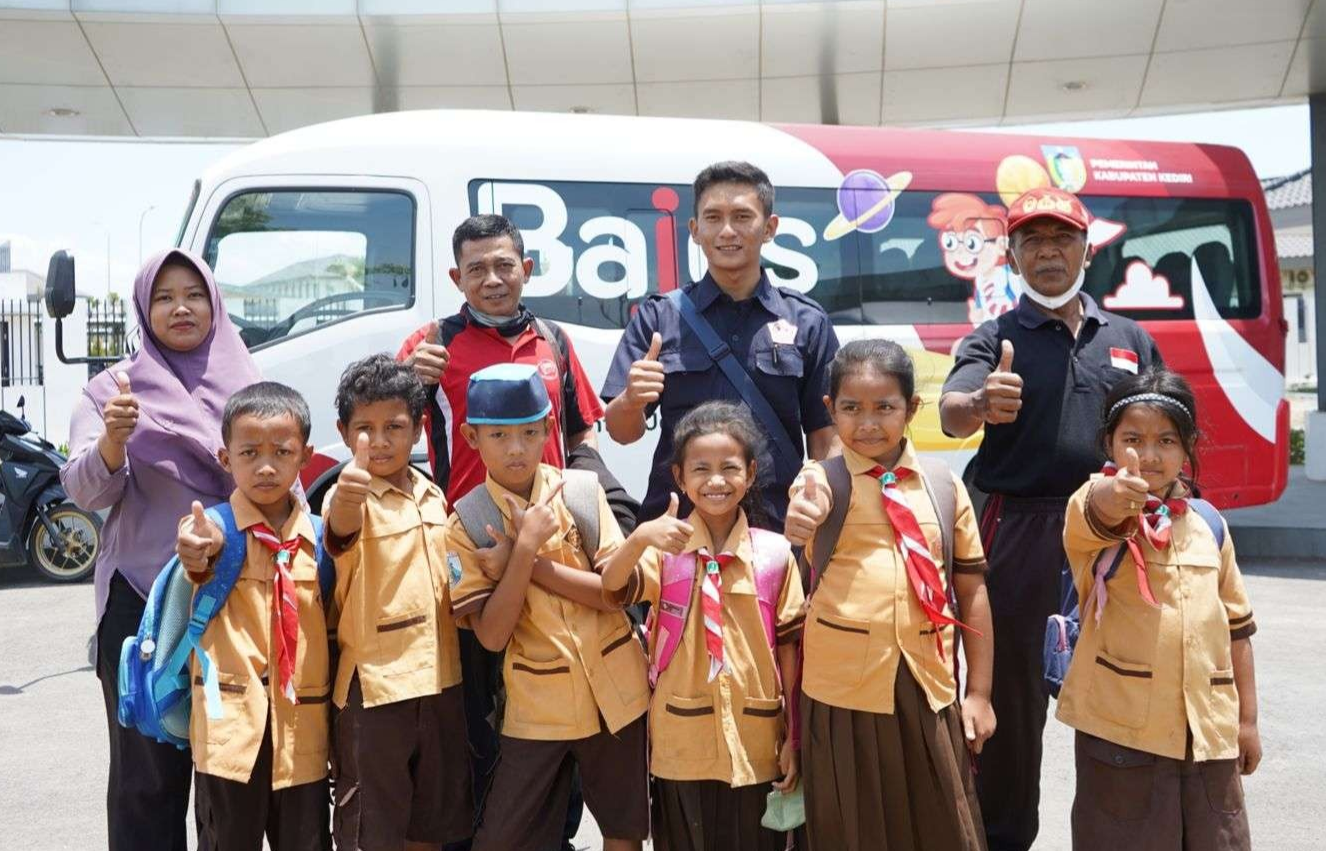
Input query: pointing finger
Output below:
<box><xmin>485</xmin><ymin>523</ymin><xmax>509</xmax><ymax>544</ymax></box>
<box><xmin>503</xmin><ymin>494</ymin><xmax>523</xmax><ymax>517</ymax></box>
<box><xmin>997</xmin><ymin>339</ymin><xmax>1014</xmax><ymax>373</ymax></box>
<box><xmin>645</xmin><ymin>332</ymin><xmax>662</xmax><ymax>362</ymax></box>
<box><xmin>541</xmin><ymin>478</ymin><xmax>566</xmax><ymax>506</ymax></box>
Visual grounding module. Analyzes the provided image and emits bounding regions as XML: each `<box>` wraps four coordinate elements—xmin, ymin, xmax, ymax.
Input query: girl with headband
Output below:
<box><xmin>1057</xmin><ymin>369</ymin><xmax>1260</xmax><ymax>850</ymax></box>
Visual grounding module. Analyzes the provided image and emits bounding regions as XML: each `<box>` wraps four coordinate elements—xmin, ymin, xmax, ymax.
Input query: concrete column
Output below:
<box><xmin>1307</xmin><ymin>95</ymin><xmax>1326</xmax><ymax>479</ymax></box>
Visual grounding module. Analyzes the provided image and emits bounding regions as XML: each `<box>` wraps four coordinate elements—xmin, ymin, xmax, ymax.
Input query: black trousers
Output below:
<box><xmin>96</xmin><ymin>571</ymin><xmax>196</xmax><ymax>851</ymax></box>
<box><xmin>447</xmin><ymin>628</ymin><xmax>583</xmax><ymax>851</ymax></box>
<box><xmin>972</xmin><ymin>496</ymin><xmax>1067</xmax><ymax>851</ymax></box>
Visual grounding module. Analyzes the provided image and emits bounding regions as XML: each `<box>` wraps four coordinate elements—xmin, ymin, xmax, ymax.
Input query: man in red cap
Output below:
<box><xmin>939</xmin><ymin>186</ymin><xmax>1163</xmax><ymax>851</ymax></box>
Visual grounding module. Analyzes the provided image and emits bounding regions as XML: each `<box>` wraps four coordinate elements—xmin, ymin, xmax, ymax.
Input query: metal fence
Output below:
<box><xmin>85</xmin><ymin>298</ymin><xmax>131</xmax><ymax>380</ymax></box>
<box><xmin>0</xmin><ymin>299</ymin><xmax>42</xmax><ymax>387</ymax></box>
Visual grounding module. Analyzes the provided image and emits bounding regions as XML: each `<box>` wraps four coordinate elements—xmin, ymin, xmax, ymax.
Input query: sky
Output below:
<box><xmin>0</xmin><ymin>102</ymin><xmax>1312</xmax><ymax>299</ymax></box>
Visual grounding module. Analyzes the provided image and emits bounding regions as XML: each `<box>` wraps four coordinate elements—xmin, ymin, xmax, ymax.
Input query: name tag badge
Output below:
<box><xmin>767</xmin><ymin>319</ymin><xmax>797</xmax><ymax>345</ymax></box>
<box><xmin>447</xmin><ymin>552</ymin><xmax>463</xmax><ymax>586</ymax></box>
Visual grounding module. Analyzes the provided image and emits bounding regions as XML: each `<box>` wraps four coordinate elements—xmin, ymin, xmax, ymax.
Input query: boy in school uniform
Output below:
<box><xmin>444</xmin><ymin>363</ymin><xmax>651</xmax><ymax>851</ymax></box>
<box><xmin>175</xmin><ymin>382</ymin><xmax>332</xmax><ymax>851</ymax></box>
<box><xmin>323</xmin><ymin>354</ymin><xmax>472</xmax><ymax>851</ymax></box>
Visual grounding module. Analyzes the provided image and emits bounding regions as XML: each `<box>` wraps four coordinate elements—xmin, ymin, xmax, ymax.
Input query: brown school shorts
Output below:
<box><xmin>471</xmin><ymin>713</ymin><xmax>649</xmax><ymax>851</ymax></box>
<box><xmin>333</xmin><ymin>675</ymin><xmax>474</xmax><ymax>850</ymax></box>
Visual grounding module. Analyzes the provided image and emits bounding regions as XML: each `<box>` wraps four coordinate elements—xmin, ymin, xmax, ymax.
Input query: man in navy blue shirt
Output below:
<box><xmin>940</xmin><ymin>187</ymin><xmax>1162</xmax><ymax>851</ymax></box>
<box><xmin>601</xmin><ymin>161</ymin><xmax>839</xmax><ymax>527</ymax></box>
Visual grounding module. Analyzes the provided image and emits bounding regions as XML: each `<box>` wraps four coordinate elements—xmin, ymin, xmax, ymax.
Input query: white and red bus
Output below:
<box><xmin>159</xmin><ymin>109</ymin><xmax>1286</xmax><ymax>510</ymax></box>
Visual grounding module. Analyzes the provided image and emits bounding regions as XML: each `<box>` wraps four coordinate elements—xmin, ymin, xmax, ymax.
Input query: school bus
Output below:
<box><xmin>125</xmin><ymin>109</ymin><xmax>1286</xmax><ymax>509</ymax></box>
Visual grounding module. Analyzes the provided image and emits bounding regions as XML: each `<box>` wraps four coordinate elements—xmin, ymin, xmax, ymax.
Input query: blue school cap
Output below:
<box><xmin>466</xmin><ymin>363</ymin><xmax>552</xmax><ymax>425</ymax></box>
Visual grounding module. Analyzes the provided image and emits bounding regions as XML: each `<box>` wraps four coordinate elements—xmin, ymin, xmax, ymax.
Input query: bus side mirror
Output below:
<box><xmin>45</xmin><ymin>250</ymin><xmax>77</xmax><ymax>319</ymax></box>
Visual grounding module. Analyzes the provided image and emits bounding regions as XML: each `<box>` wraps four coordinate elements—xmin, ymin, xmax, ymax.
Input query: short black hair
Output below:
<box><xmin>828</xmin><ymin>338</ymin><xmax>915</xmax><ymax>400</ymax></box>
<box><xmin>1100</xmin><ymin>368</ymin><xmax>1202</xmax><ymax>482</ymax></box>
<box><xmin>222</xmin><ymin>381</ymin><xmax>311</xmax><ymax>445</ymax></box>
<box><xmin>669</xmin><ymin>400</ymin><xmax>767</xmax><ymax>528</ymax></box>
<box><xmin>335</xmin><ymin>353</ymin><xmax>427</xmax><ymax>426</ymax></box>
<box><xmin>452</xmin><ymin>214</ymin><xmax>524</xmax><ymax>264</ymax></box>
<box><xmin>692</xmin><ymin>161</ymin><xmax>775</xmax><ymax>218</ymax></box>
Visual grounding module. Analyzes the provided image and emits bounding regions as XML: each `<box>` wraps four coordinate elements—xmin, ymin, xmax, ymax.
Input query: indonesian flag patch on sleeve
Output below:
<box><xmin>1109</xmin><ymin>347</ymin><xmax>1139</xmax><ymax>374</ymax></box>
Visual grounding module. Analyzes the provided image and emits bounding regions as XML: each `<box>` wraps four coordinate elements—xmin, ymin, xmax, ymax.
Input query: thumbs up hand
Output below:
<box><xmin>980</xmin><ymin>340</ymin><xmax>1023</xmax><ymax>425</ymax></box>
<box><xmin>102</xmin><ymin>371</ymin><xmax>140</xmax><ymax>447</ymax></box>
<box><xmin>1096</xmin><ymin>446</ymin><xmax>1152</xmax><ymax>528</ymax></box>
<box><xmin>785</xmin><ymin>472</ymin><xmax>830</xmax><ymax>547</ymax></box>
<box><xmin>636</xmin><ymin>492</ymin><xmax>695</xmax><ymax>555</ymax></box>
<box><xmin>178</xmin><ymin>500</ymin><xmax>224</xmax><ymax>574</ymax></box>
<box><xmin>328</xmin><ymin>433</ymin><xmax>374</xmax><ymax>538</ymax></box>
<box><xmin>407</xmin><ymin>321</ymin><xmax>449</xmax><ymax>385</ymax></box>
<box><xmin>624</xmin><ymin>331</ymin><xmax>667</xmax><ymax>412</ymax></box>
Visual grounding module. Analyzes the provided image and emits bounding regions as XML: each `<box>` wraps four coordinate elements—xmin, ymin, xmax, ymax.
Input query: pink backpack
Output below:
<box><xmin>647</xmin><ymin>528</ymin><xmax>791</xmax><ymax>688</ymax></box>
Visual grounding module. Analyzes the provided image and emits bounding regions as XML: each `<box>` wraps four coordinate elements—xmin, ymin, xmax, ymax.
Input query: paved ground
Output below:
<box><xmin>2</xmin><ymin>561</ymin><xmax>1323</xmax><ymax>850</ymax></box>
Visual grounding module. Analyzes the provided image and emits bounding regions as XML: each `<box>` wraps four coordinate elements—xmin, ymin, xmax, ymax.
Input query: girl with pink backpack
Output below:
<box><xmin>601</xmin><ymin>401</ymin><xmax>804</xmax><ymax>851</ymax></box>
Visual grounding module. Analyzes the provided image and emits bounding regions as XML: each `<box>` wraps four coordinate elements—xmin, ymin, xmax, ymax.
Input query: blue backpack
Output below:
<box><xmin>116</xmin><ymin>503</ymin><xmax>333</xmax><ymax>750</ymax></box>
<box><xmin>1043</xmin><ymin>498</ymin><xmax>1225</xmax><ymax>698</ymax></box>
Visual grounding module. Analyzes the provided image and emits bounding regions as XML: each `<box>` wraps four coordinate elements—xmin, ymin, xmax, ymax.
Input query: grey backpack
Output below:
<box><xmin>453</xmin><ymin>468</ymin><xmax>601</xmax><ymax>556</ymax></box>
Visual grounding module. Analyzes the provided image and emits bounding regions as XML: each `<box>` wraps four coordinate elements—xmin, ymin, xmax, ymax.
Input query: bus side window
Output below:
<box><xmin>203</xmin><ymin>190</ymin><xmax>416</xmax><ymax>350</ymax></box>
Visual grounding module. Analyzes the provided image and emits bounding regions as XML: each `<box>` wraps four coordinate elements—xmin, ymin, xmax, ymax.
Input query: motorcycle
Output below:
<box><xmin>0</xmin><ymin>397</ymin><xmax>101</xmax><ymax>583</ymax></box>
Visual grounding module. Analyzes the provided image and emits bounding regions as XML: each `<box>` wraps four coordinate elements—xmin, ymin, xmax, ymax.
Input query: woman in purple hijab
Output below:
<box><xmin>62</xmin><ymin>248</ymin><xmax>260</xmax><ymax>851</ymax></box>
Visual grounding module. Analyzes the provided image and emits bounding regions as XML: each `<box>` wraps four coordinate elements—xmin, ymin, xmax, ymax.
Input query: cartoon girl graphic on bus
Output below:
<box><xmin>926</xmin><ymin>192</ymin><xmax>1020</xmax><ymax>323</ymax></box>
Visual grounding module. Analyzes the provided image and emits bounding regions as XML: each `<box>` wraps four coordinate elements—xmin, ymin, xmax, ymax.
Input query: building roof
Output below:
<box><xmin>3</xmin><ymin>2</ymin><xmax>1326</xmax><ymax>138</ymax></box>
<box><xmin>1262</xmin><ymin>168</ymin><xmax>1312</xmax><ymax>211</ymax></box>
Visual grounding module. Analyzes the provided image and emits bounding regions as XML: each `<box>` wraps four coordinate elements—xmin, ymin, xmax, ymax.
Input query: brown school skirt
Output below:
<box><xmin>801</xmin><ymin>664</ymin><xmax>985</xmax><ymax>851</ymax></box>
<box><xmin>653</xmin><ymin>777</ymin><xmax>794</xmax><ymax>851</ymax></box>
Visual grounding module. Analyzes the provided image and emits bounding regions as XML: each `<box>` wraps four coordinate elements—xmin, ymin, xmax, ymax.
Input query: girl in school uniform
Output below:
<box><xmin>783</xmin><ymin>338</ymin><xmax>996</xmax><ymax>851</ymax></box>
<box><xmin>1057</xmin><ymin>368</ymin><xmax>1260</xmax><ymax>851</ymax></box>
<box><xmin>602</xmin><ymin>400</ymin><xmax>805</xmax><ymax>851</ymax></box>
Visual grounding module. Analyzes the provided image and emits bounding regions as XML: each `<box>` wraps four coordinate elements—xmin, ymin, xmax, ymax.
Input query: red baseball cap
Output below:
<box><xmin>1006</xmin><ymin>186</ymin><xmax>1090</xmax><ymax>234</ymax></box>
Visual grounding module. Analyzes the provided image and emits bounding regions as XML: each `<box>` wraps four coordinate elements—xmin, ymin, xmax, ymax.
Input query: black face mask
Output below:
<box><xmin>464</xmin><ymin>302</ymin><xmax>534</xmax><ymax>336</ymax></box>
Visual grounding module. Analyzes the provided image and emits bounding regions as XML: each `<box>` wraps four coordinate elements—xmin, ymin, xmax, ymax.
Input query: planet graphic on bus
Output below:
<box><xmin>823</xmin><ymin>169</ymin><xmax>913</xmax><ymax>241</ymax></box>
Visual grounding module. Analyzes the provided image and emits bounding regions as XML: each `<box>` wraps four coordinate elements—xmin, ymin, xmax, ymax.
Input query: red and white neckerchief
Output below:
<box><xmin>868</xmin><ymin>466</ymin><xmax>974</xmax><ymax>658</ymax></box>
<box><xmin>251</xmin><ymin>523</ymin><xmax>303</xmax><ymax>704</ymax></box>
<box><xmin>697</xmin><ymin>549</ymin><xmax>733</xmax><ymax>682</ymax></box>
<box><xmin>1098</xmin><ymin>464</ymin><xmax>1186</xmax><ymax>613</ymax></box>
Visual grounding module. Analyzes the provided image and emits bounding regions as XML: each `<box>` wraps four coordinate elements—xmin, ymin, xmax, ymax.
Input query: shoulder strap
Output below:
<box><xmin>560</xmin><ymin>468</ymin><xmax>601</xmax><ymax>558</ymax></box>
<box><xmin>664</xmin><ymin>288</ymin><xmax>801</xmax><ymax>487</ymax></box>
<box><xmin>804</xmin><ymin>454</ymin><xmax>851</xmax><ymax>595</ymax></box>
<box><xmin>748</xmin><ymin>528</ymin><xmax>792</xmax><ymax>651</ymax></box>
<box><xmin>455</xmin><ymin>486</ymin><xmax>504</xmax><ymax>550</ymax></box>
<box><xmin>187</xmin><ymin>503</ymin><xmax>249</xmax><ymax>720</ymax></box>
<box><xmin>309</xmin><ymin>514</ymin><xmax>334</xmax><ymax>604</ymax></box>
<box><xmin>533</xmin><ymin>317</ymin><xmax>569</xmax><ymax>378</ymax></box>
<box><xmin>1188</xmin><ymin>498</ymin><xmax>1226</xmax><ymax>551</ymax></box>
<box><xmin>649</xmin><ymin>551</ymin><xmax>698</xmax><ymax>687</ymax></box>
<box><xmin>916</xmin><ymin>456</ymin><xmax>956</xmax><ymax>579</ymax></box>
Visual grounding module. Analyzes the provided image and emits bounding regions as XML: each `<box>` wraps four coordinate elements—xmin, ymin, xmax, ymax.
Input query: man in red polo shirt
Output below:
<box><xmin>398</xmin><ymin>214</ymin><xmax>604</xmax><ymax>508</ymax></box>
<box><xmin>397</xmin><ymin>213</ymin><xmax>611</xmax><ymax>851</ymax></box>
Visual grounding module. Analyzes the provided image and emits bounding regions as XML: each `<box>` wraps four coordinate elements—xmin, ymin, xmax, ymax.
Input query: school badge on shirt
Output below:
<box><xmin>1109</xmin><ymin>347</ymin><xmax>1139</xmax><ymax>374</ymax></box>
<box><xmin>447</xmin><ymin>552</ymin><xmax>463</xmax><ymax>586</ymax></box>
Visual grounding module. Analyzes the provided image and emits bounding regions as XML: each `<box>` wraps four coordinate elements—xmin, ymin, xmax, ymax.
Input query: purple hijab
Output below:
<box><xmin>84</xmin><ymin>248</ymin><xmax>261</xmax><ymax>503</ymax></box>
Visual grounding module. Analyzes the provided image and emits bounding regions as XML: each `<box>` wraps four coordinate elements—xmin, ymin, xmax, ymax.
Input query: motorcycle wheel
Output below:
<box><xmin>29</xmin><ymin>502</ymin><xmax>101</xmax><ymax>583</ymax></box>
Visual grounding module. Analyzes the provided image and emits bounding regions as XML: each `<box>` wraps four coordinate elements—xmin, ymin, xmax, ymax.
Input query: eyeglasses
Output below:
<box><xmin>940</xmin><ymin>229</ymin><xmax>997</xmax><ymax>254</ymax></box>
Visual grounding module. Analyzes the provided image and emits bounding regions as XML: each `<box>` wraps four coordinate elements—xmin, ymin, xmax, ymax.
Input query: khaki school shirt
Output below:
<box><xmin>446</xmin><ymin>463</ymin><xmax>649</xmax><ymax>741</ymax></box>
<box><xmin>326</xmin><ymin>467</ymin><xmax>461</xmax><ymax>710</ymax></box>
<box><xmin>793</xmin><ymin>441</ymin><xmax>986</xmax><ymax>715</ymax></box>
<box><xmin>1056</xmin><ymin>477</ymin><xmax>1256</xmax><ymax>761</ymax></box>
<box><xmin>615</xmin><ymin>510</ymin><xmax>805</xmax><ymax>786</ymax></box>
<box><xmin>186</xmin><ymin>491</ymin><xmax>330</xmax><ymax>789</ymax></box>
